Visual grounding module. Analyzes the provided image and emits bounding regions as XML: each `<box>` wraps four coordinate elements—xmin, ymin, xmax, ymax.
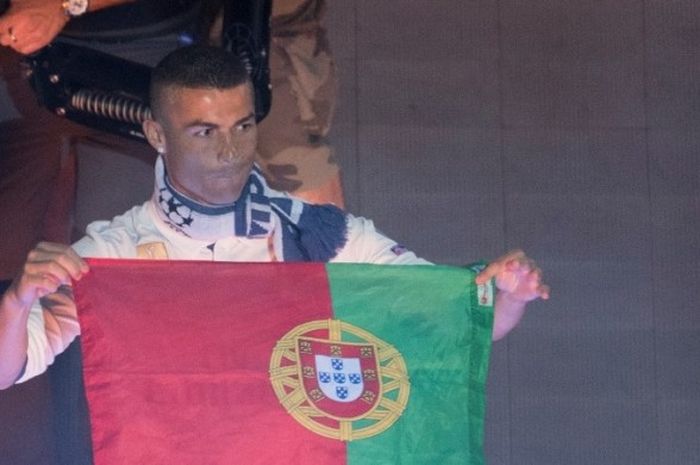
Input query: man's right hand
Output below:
<box><xmin>3</xmin><ymin>242</ymin><xmax>88</xmax><ymax>312</ymax></box>
<box><xmin>0</xmin><ymin>242</ymin><xmax>86</xmax><ymax>388</ymax></box>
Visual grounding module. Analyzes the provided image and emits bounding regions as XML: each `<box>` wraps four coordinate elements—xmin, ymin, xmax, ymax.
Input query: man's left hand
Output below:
<box><xmin>476</xmin><ymin>249</ymin><xmax>550</xmax><ymax>303</ymax></box>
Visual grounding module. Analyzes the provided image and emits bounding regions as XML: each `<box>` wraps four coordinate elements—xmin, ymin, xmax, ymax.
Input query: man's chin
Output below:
<box><xmin>200</xmin><ymin>163</ymin><xmax>254</xmax><ymax>204</ymax></box>
<box><xmin>215</xmin><ymin>160</ymin><xmax>254</xmax><ymax>178</ymax></box>
<box><xmin>199</xmin><ymin>181</ymin><xmax>248</xmax><ymax>205</ymax></box>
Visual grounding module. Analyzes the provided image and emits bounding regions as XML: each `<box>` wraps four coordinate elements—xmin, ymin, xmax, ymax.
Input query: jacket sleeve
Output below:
<box><xmin>16</xmin><ymin>285</ymin><xmax>80</xmax><ymax>384</ymax></box>
<box><xmin>332</xmin><ymin>214</ymin><xmax>432</xmax><ymax>265</ymax></box>
<box><xmin>15</xmin><ymin>223</ymin><xmax>115</xmax><ymax>384</ymax></box>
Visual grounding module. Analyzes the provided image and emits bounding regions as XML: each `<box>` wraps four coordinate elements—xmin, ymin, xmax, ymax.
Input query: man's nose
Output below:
<box><xmin>218</xmin><ymin>135</ymin><xmax>239</xmax><ymax>161</ymax></box>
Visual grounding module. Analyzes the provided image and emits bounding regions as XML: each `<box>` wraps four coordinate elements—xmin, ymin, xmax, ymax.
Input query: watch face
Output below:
<box><xmin>66</xmin><ymin>0</ymin><xmax>88</xmax><ymax>16</ymax></box>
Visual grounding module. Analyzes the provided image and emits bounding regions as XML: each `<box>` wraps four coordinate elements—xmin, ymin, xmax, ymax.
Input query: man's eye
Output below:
<box><xmin>236</xmin><ymin>121</ymin><xmax>255</xmax><ymax>132</ymax></box>
<box><xmin>194</xmin><ymin>128</ymin><xmax>214</xmax><ymax>137</ymax></box>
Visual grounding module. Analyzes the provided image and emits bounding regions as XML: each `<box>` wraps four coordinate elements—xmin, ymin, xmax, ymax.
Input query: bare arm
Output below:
<box><xmin>476</xmin><ymin>250</ymin><xmax>550</xmax><ymax>341</ymax></box>
<box><xmin>0</xmin><ymin>242</ymin><xmax>87</xmax><ymax>389</ymax></box>
<box><xmin>0</xmin><ymin>0</ymin><xmax>136</xmax><ymax>54</ymax></box>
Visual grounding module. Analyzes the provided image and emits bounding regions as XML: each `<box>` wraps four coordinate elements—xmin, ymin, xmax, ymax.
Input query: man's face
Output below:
<box><xmin>145</xmin><ymin>84</ymin><xmax>258</xmax><ymax>205</ymax></box>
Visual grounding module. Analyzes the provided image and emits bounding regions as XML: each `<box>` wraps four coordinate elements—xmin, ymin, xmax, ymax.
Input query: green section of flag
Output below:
<box><xmin>326</xmin><ymin>263</ymin><xmax>493</xmax><ymax>465</ymax></box>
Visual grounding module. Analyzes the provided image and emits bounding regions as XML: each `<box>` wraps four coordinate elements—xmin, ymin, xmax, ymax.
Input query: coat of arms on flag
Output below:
<box><xmin>269</xmin><ymin>319</ymin><xmax>410</xmax><ymax>441</ymax></box>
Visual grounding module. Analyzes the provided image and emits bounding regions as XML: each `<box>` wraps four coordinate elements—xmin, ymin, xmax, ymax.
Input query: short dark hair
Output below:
<box><xmin>149</xmin><ymin>45</ymin><xmax>251</xmax><ymax>118</ymax></box>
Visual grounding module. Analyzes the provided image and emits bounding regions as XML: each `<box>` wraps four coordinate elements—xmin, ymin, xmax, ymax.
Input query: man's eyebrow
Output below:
<box><xmin>235</xmin><ymin>113</ymin><xmax>256</xmax><ymax>125</ymax></box>
<box><xmin>183</xmin><ymin>113</ymin><xmax>255</xmax><ymax>129</ymax></box>
<box><xmin>183</xmin><ymin>120</ymin><xmax>218</xmax><ymax>129</ymax></box>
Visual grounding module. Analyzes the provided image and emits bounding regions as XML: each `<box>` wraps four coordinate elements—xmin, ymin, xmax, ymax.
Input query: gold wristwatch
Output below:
<box><xmin>62</xmin><ymin>0</ymin><xmax>89</xmax><ymax>17</ymax></box>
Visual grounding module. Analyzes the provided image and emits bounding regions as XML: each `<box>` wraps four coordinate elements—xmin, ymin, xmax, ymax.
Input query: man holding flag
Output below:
<box><xmin>0</xmin><ymin>45</ymin><xmax>548</xmax><ymax>463</ymax></box>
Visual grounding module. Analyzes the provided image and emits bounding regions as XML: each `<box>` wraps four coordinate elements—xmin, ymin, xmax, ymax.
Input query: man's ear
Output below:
<box><xmin>142</xmin><ymin>119</ymin><xmax>166</xmax><ymax>154</ymax></box>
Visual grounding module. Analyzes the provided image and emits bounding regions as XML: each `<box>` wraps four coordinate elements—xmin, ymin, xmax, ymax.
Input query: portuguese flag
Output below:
<box><xmin>74</xmin><ymin>259</ymin><xmax>493</xmax><ymax>465</ymax></box>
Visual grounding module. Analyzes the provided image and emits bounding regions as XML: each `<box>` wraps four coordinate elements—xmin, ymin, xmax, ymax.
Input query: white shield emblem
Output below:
<box><xmin>315</xmin><ymin>355</ymin><xmax>364</xmax><ymax>403</ymax></box>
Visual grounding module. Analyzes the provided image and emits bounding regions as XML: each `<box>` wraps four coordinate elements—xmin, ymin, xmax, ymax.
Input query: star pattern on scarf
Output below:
<box><xmin>159</xmin><ymin>187</ymin><xmax>194</xmax><ymax>228</ymax></box>
<box><xmin>167</xmin><ymin>196</ymin><xmax>180</xmax><ymax>214</ymax></box>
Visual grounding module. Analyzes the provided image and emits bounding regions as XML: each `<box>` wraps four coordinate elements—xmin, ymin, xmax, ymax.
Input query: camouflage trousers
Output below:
<box><xmin>256</xmin><ymin>25</ymin><xmax>344</xmax><ymax>207</ymax></box>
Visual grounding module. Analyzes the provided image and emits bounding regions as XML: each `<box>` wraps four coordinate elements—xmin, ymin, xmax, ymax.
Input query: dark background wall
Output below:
<box><xmin>1</xmin><ymin>1</ymin><xmax>698</xmax><ymax>464</ymax></box>
<box><xmin>325</xmin><ymin>1</ymin><xmax>699</xmax><ymax>464</ymax></box>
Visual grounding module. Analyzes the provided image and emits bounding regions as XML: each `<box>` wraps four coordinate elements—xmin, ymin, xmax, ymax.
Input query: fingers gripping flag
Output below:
<box><xmin>74</xmin><ymin>259</ymin><xmax>493</xmax><ymax>464</ymax></box>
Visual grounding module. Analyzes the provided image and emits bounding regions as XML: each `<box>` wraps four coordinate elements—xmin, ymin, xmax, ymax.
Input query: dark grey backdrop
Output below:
<box><xmin>327</xmin><ymin>2</ymin><xmax>699</xmax><ymax>464</ymax></box>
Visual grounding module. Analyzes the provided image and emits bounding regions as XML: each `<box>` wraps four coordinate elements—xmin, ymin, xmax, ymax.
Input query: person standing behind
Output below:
<box><xmin>256</xmin><ymin>0</ymin><xmax>344</xmax><ymax>207</ymax></box>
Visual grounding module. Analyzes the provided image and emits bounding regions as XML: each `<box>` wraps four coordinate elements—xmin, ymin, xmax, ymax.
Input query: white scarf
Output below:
<box><xmin>151</xmin><ymin>156</ymin><xmax>348</xmax><ymax>261</ymax></box>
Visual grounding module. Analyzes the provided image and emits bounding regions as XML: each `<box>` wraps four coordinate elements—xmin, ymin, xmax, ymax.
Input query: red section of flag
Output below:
<box><xmin>74</xmin><ymin>259</ymin><xmax>346</xmax><ymax>465</ymax></box>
